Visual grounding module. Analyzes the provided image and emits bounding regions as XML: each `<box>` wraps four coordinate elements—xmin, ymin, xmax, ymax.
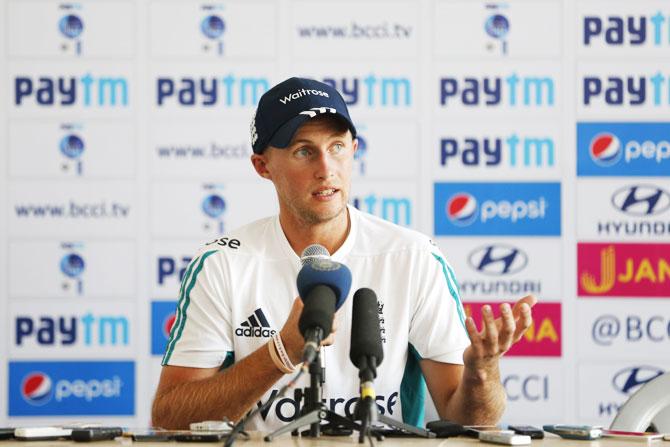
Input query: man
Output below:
<box><xmin>152</xmin><ymin>77</ymin><xmax>536</xmax><ymax>431</ymax></box>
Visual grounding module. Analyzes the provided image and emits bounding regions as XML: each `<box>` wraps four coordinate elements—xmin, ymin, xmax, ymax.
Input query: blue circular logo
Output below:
<box><xmin>355</xmin><ymin>135</ymin><xmax>367</xmax><ymax>160</ymax></box>
<box><xmin>59</xmin><ymin>14</ymin><xmax>84</xmax><ymax>39</ymax></box>
<box><xmin>59</xmin><ymin>134</ymin><xmax>85</xmax><ymax>159</ymax></box>
<box><xmin>201</xmin><ymin>15</ymin><xmax>225</xmax><ymax>39</ymax></box>
<box><xmin>202</xmin><ymin>194</ymin><xmax>226</xmax><ymax>218</ymax></box>
<box><xmin>485</xmin><ymin>14</ymin><xmax>509</xmax><ymax>39</ymax></box>
<box><xmin>60</xmin><ymin>253</ymin><xmax>85</xmax><ymax>278</ymax></box>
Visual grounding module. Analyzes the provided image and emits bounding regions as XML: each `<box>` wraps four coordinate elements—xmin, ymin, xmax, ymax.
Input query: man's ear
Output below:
<box><xmin>250</xmin><ymin>153</ymin><xmax>271</xmax><ymax>179</ymax></box>
<box><xmin>352</xmin><ymin>136</ymin><xmax>359</xmax><ymax>154</ymax></box>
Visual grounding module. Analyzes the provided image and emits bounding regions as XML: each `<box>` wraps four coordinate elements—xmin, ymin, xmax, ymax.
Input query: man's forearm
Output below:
<box><xmin>152</xmin><ymin>342</ymin><xmax>285</xmax><ymax>429</ymax></box>
<box><xmin>442</xmin><ymin>366</ymin><xmax>506</xmax><ymax>425</ymax></box>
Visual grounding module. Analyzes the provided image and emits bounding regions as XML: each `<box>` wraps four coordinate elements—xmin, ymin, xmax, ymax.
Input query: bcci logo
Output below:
<box><xmin>201</xmin><ymin>184</ymin><xmax>226</xmax><ymax>233</ymax></box>
<box><xmin>59</xmin><ymin>124</ymin><xmax>85</xmax><ymax>175</ymax></box>
<box><xmin>484</xmin><ymin>3</ymin><xmax>509</xmax><ymax>55</ymax></box>
<box><xmin>22</xmin><ymin>372</ymin><xmax>53</xmax><ymax>406</ymax></box>
<box><xmin>58</xmin><ymin>4</ymin><xmax>84</xmax><ymax>55</ymax></box>
<box><xmin>60</xmin><ymin>242</ymin><xmax>85</xmax><ymax>295</ymax></box>
<box><xmin>200</xmin><ymin>5</ymin><xmax>225</xmax><ymax>55</ymax></box>
<box><xmin>354</xmin><ymin>134</ymin><xmax>368</xmax><ymax>176</ymax></box>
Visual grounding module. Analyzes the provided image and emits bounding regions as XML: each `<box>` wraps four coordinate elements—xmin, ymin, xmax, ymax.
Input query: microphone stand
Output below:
<box><xmin>264</xmin><ymin>348</ymin><xmax>362</xmax><ymax>441</ymax></box>
<box><xmin>352</xmin><ymin>356</ymin><xmax>435</xmax><ymax>444</ymax></box>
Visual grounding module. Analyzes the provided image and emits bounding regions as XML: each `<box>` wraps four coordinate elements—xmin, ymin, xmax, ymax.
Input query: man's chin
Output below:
<box><xmin>300</xmin><ymin>202</ymin><xmax>347</xmax><ymax>225</ymax></box>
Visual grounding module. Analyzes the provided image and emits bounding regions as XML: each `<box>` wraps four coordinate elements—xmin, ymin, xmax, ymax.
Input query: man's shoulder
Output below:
<box><xmin>194</xmin><ymin>215</ymin><xmax>284</xmax><ymax>261</ymax></box>
<box><xmin>353</xmin><ymin>208</ymin><xmax>438</xmax><ymax>256</ymax></box>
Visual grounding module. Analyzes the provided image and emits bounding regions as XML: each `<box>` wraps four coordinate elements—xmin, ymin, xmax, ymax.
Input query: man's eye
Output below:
<box><xmin>294</xmin><ymin>148</ymin><xmax>310</xmax><ymax>158</ymax></box>
<box><xmin>331</xmin><ymin>143</ymin><xmax>344</xmax><ymax>154</ymax></box>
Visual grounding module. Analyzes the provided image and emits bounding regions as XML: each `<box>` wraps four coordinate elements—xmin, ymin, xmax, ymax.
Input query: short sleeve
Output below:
<box><xmin>161</xmin><ymin>249</ymin><xmax>234</xmax><ymax>368</ymax></box>
<box><xmin>408</xmin><ymin>245</ymin><xmax>470</xmax><ymax>364</ymax></box>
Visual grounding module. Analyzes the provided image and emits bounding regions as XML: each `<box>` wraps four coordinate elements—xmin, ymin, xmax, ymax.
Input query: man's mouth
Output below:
<box><xmin>313</xmin><ymin>188</ymin><xmax>338</xmax><ymax>197</ymax></box>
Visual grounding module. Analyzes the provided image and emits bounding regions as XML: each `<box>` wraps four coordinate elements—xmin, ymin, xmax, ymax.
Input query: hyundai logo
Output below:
<box><xmin>611</xmin><ymin>185</ymin><xmax>670</xmax><ymax>217</ymax></box>
<box><xmin>612</xmin><ymin>366</ymin><xmax>664</xmax><ymax>396</ymax></box>
<box><xmin>468</xmin><ymin>244</ymin><xmax>528</xmax><ymax>276</ymax></box>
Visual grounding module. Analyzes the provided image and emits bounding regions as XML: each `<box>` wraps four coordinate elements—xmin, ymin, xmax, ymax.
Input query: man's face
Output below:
<box><xmin>253</xmin><ymin>117</ymin><xmax>357</xmax><ymax>225</ymax></box>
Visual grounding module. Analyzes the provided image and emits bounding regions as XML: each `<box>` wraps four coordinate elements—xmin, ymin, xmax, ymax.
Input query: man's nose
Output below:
<box><xmin>314</xmin><ymin>151</ymin><xmax>335</xmax><ymax>179</ymax></box>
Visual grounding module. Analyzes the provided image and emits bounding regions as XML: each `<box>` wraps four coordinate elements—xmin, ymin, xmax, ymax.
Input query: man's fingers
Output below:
<box><xmin>512</xmin><ymin>302</ymin><xmax>533</xmax><ymax>342</ymax></box>
<box><xmin>481</xmin><ymin>305</ymin><xmax>498</xmax><ymax>353</ymax></box>
<box><xmin>465</xmin><ymin>317</ymin><xmax>483</xmax><ymax>355</ymax></box>
<box><xmin>512</xmin><ymin>295</ymin><xmax>537</xmax><ymax>318</ymax></box>
<box><xmin>498</xmin><ymin>303</ymin><xmax>515</xmax><ymax>353</ymax></box>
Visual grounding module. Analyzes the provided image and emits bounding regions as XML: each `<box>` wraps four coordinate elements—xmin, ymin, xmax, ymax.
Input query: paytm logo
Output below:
<box><xmin>577</xmin><ymin>122</ymin><xmax>670</xmax><ymax>176</ymax></box>
<box><xmin>440</xmin><ymin>73</ymin><xmax>555</xmax><ymax>107</ymax></box>
<box><xmin>439</xmin><ymin>134</ymin><xmax>555</xmax><ymax>168</ymax></box>
<box><xmin>583</xmin><ymin>72</ymin><xmax>670</xmax><ymax>106</ymax></box>
<box><xmin>9</xmin><ymin>361</ymin><xmax>134</xmax><ymax>416</ymax></box>
<box><xmin>583</xmin><ymin>12</ymin><xmax>670</xmax><ymax>47</ymax></box>
<box><xmin>151</xmin><ymin>301</ymin><xmax>177</xmax><ymax>355</ymax></box>
<box><xmin>14</xmin><ymin>74</ymin><xmax>129</xmax><ymax>107</ymax></box>
<box><xmin>322</xmin><ymin>76</ymin><xmax>411</xmax><ymax>107</ymax></box>
<box><xmin>156</xmin><ymin>75</ymin><xmax>269</xmax><ymax>107</ymax></box>
<box><xmin>15</xmin><ymin>313</ymin><xmax>129</xmax><ymax>347</ymax></box>
<box><xmin>351</xmin><ymin>194</ymin><xmax>412</xmax><ymax>227</ymax></box>
<box><xmin>434</xmin><ymin>182</ymin><xmax>561</xmax><ymax>236</ymax></box>
<box><xmin>157</xmin><ymin>256</ymin><xmax>192</xmax><ymax>286</ymax></box>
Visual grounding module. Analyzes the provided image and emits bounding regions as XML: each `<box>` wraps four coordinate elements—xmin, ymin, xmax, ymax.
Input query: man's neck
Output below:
<box><xmin>279</xmin><ymin>207</ymin><xmax>350</xmax><ymax>257</ymax></box>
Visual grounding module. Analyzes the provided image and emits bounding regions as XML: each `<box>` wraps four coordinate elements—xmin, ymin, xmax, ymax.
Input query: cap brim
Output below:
<box><xmin>268</xmin><ymin>112</ymin><xmax>356</xmax><ymax>149</ymax></box>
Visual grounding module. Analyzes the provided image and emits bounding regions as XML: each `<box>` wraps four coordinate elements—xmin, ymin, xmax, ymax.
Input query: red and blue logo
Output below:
<box><xmin>589</xmin><ymin>133</ymin><xmax>621</xmax><ymax>167</ymax></box>
<box><xmin>21</xmin><ymin>372</ymin><xmax>53</xmax><ymax>406</ymax></box>
<box><xmin>152</xmin><ymin>300</ymin><xmax>177</xmax><ymax>355</ymax></box>
<box><xmin>578</xmin><ymin>122</ymin><xmax>670</xmax><ymax>177</ymax></box>
<box><xmin>446</xmin><ymin>193</ymin><xmax>478</xmax><ymax>226</ymax></box>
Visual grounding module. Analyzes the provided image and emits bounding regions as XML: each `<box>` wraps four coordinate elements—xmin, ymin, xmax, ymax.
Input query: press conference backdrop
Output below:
<box><xmin>1</xmin><ymin>0</ymin><xmax>669</xmax><ymax>428</ymax></box>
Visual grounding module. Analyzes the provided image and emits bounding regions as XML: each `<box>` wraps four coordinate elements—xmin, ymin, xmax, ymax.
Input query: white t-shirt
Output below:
<box><xmin>162</xmin><ymin>205</ymin><xmax>469</xmax><ymax>430</ymax></box>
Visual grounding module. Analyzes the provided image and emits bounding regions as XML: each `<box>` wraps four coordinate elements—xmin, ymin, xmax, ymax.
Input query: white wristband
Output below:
<box><xmin>272</xmin><ymin>333</ymin><xmax>297</xmax><ymax>372</ymax></box>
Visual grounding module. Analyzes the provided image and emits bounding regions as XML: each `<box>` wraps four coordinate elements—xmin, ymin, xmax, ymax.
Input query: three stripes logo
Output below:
<box><xmin>235</xmin><ymin>308</ymin><xmax>277</xmax><ymax>338</ymax></box>
<box><xmin>299</xmin><ymin>107</ymin><xmax>336</xmax><ymax>118</ymax></box>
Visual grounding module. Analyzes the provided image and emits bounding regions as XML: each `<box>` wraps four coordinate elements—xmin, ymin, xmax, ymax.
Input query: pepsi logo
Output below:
<box><xmin>162</xmin><ymin>313</ymin><xmax>176</xmax><ymax>339</ymax></box>
<box><xmin>590</xmin><ymin>133</ymin><xmax>622</xmax><ymax>167</ymax></box>
<box><xmin>21</xmin><ymin>372</ymin><xmax>53</xmax><ymax>406</ymax></box>
<box><xmin>447</xmin><ymin>193</ymin><xmax>478</xmax><ymax>226</ymax></box>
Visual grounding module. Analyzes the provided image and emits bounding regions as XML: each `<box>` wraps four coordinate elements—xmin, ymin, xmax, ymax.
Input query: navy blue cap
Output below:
<box><xmin>250</xmin><ymin>77</ymin><xmax>357</xmax><ymax>154</ymax></box>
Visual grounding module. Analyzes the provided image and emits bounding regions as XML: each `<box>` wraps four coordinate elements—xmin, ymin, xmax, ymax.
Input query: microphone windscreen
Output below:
<box><xmin>300</xmin><ymin>244</ymin><xmax>330</xmax><ymax>266</ymax></box>
<box><xmin>298</xmin><ymin>284</ymin><xmax>336</xmax><ymax>337</ymax></box>
<box><xmin>296</xmin><ymin>260</ymin><xmax>352</xmax><ymax>310</ymax></box>
<box><xmin>349</xmin><ymin>288</ymin><xmax>384</xmax><ymax>368</ymax></box>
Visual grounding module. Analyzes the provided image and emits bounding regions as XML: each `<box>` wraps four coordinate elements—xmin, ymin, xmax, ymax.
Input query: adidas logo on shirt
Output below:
<box><xmin>235</xmin><ymin>308</ymin><xmax>277</xmax><ymax>338</ymax></box>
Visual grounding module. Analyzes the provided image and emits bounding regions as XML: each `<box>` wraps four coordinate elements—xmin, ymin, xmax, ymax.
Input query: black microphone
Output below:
<box><xmin>297</xmin><ymin>245</ymin><xmax>352</xmax><ymax>363</ymax></box>
<box><xmin>350</xmin><ymin>288</ymin><xmax>384</xmax><ymax>382</ymax></box>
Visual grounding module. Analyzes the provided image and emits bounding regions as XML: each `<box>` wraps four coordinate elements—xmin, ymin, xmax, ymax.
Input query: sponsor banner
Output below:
<box><xmin>350</xmin><ymin>181</ymin><xmax>417</xmax><ymax>228</ymax></box>
<box><xmin>9</xmin><ymin>62</ymin><xmax>134</xmax><ymax>116</ymax></box>
<box><xmin>464</xmin><ymin>302</ymin><xmax>561</xmax><ymax>357</ymax></box>
<box><xmin>151</xmin><ymin>301</ymin><xmax>177</xmax><ymax>356</ymax></box>
<box><xmin>578</xmin><ymin>64</ymin><xmax>670</xmax><ymax>116</ymax></box>
<box><xmin>149</xmin><ymin>63</ymin><xmax>275</xmax><ymax>114</ymax></box>
<box><xmin>436</xmin><ymin>238</ymin><xmax>562</xmax><ymax>300</ymax></box>
<box><xmin>8</xmin><ymin>1</ymin><xmax>135</xmax><ymax>57</ymax></box>
<box><xmin>8</xmin><ymin>360</ymin><xmax>135</xmax><ymax>416</ymax></box>
<box><xmin>435</xmin><ymin>62</ymin><xmax>561</xmax><ymax>116</ymax></box>
<box><xmin>499</xmin><ymin>359</ymin><xmax>564</xmax><ymax>423</ymax></box>
<box><xmin>435</xmin><ymin>0</ymin><xmax>561</xmax><ymax>58</ymax></box>
<box><xmin>352</xmin><ymin>121</ymin><xmax>418</xmax><ymax>180</ymax></box>
<box><xmin>577</xmin><ymin>243</ymin><xmax>670</xmax><ymax>298</ymax></box>
<box><xmin>432</xmin><ymin>120</ymin><xmax>561</xmax><ymax>180</ymax></box>
<box><xmin>291</xmin><ymin>1</ymin><xmax>417</xmax><ymax>59</ymax></box>
<box><xmin>150</xmin><ymin>1</ymin><xmax>276</xmax><ymax>59</ymax></box>
<box><xmin>577</xmin><ymin>179</ymin><xmax>670</xmax><ymax>240</ymax></box>
<box><xmin>151</xmin><ymin>241</ymin><xmax>202</xmax><ymax>297</ymax></box>
<box><xmin>9</xmin><ymin>181</ymin><xmax>135</xmax><ymax>237</ymax></box>
<box><xmin>290</xmin><ymin>65</ymin><xmax>417</xmax><ymax>114</ymax></box>
<box><xmin>8</xmin><ymin>240</ymin><xmax>135</xmax><ymax>299</ymax></box>
<box><xmin>9</xmin><ymin>181</ymin><xmax>137</xmax><ymax>237</ymax></box>
<box><xmin>150</xmin><ymin>181</ymin><xmax>277</xmax><ymax>238</ymax></box>
<box><xmin>433</xmin><ymin>182</ymin><xmax>561</xmax><ymax>236</ymax></box>
<box><xmin>578</xmin><ymin>300</ymin><xmax>670</xmax><ymax>360</ymax></box>
<box><xmin>577</xmin><ymin>122</ymin><xmax>670</xmax><ymax>177</ymax></box>
<box><xmin>9</xmin><ymin>301</ymin><xmax>135</xmax><ymax>357</ymax></box>
<box><xmin>9</xmin><ymin>120</ymin><xmax>135</xmax><ymax>179</ymax></box>
<box><xmin>578</xmin><ymin>2</ymin><xmax>670</xmax><ymax>56</ymax></box>
<box><xmin>150</xmin><ymin>120</ymin><xmax>255</xmax><ymax>180</ymax></box>
<box><xmin>578</xmin><ymin>362</ymin><xmax>668</xmax><ymax>426</ymax></box>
